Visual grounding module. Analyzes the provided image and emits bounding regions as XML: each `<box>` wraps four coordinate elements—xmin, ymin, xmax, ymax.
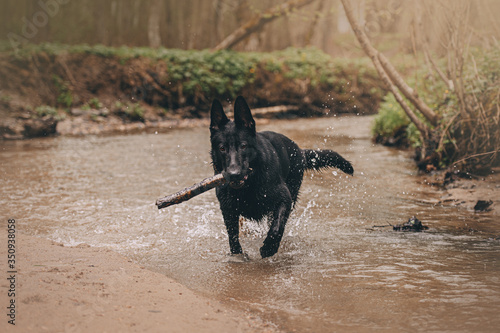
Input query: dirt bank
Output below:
<box><xmin>435</xmin><ymin>169</ymin><xmax>500</xmax><ymax>218</ymax></box>
<box><xmin>0</xmin><ymin>228</ymin><xmax>278</xmax><ymax>333</ymax></box>
<box><xmin>0</xmin><ymin>46</ymin><xmax>386</xmax><ymax>140</ymax></box>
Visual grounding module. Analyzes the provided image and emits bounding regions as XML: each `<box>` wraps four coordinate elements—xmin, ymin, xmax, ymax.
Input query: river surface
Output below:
<box><xmin>1</xmin><ymin>115</ymin><xmax>499</xmax><ymax>332</ymax></box>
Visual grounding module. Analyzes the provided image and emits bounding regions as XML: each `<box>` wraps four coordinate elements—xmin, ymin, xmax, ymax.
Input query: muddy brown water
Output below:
<box><xmin>1</xmin><ymin>115</ymin><xmax>499</xmax><ymax>332</ymax></box>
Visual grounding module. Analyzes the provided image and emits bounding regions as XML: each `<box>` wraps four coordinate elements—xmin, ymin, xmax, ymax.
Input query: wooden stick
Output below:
<box><xmin>156</xmin><ymin>174</ymin><xmax>226</xmax><ymax>209</ymax></box>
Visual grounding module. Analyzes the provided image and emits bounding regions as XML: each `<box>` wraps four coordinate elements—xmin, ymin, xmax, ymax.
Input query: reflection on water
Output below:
<box><xmin>1</xmin><ymin>115</ymin><xmax>499</xmax><ymax>332</ymax></box>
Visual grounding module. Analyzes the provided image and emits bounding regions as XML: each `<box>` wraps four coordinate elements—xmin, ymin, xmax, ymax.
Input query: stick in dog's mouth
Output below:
<box><xmin>156</xmin><ymin>173</ymin><xmax>226</xmax><ymax>209</ymax></box>
<box><xmin>156</xmin><ymin>169</ymin><xmax>254</xmax><ymax>209</ymax></box>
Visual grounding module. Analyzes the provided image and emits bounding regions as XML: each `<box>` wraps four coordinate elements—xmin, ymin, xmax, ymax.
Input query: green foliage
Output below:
<box><xmin>35</xmin><ymin>105</ymin><xmax>58</xmax><ymax>117</ymax></box>
<box><xmin>34</xmin><ymin>105</ymin><xmax>65</xmax><ymax>121</ymax></box>
<box><xmin>6</xmin><ymin>43</ymin><xmax>381</xmax><ymax>106</ymax></box>
<box><xmin>372</xmin><ymin>96</ymin><xmax>409</xmax><ymax>136</ymax></box>
<box><xmin>82</xmin><ymin>97</ymin><xmax>103</xmax><ymax>110</ymax></box>
<box><xmin>258</xmin><ymin>48</ymin><xmax>336</xmax><ymax>85</ymax></box>
<box><xmin>372</xmin><ymin>46</ymin><xmax>500</xmax><ymax>168</ymax></box>
<box><xmin>373</xmin><ymin>54</ymin><xmax>459</xmax><ymax>149</ymax></box>
<box><xmin>157</xmin><ymin>49</ymin><xmax>255</xmax><ymax>100</ymax></box>
<box><xmin>246</xmin><ymin>47</ymin><xmax>377</xmax><ymax>88</ymax></box>
<box><xmin>372</xmin><ymin>93</ymin><xmax>421</xmax><ymax>147</ymax></box>
<box><xmin>114</xmin><ymin>101</ymin><xmax>145</xmax><ymax>122</ymax></box>
<box><xmin>52</xmin><ymin>75</ymin><xmax>73</xmax><ymax>108</ymax></box>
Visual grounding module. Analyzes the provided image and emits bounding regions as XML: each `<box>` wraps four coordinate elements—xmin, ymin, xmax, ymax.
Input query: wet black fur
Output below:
<box><xmin>210</xmin><ymin>96</ymin><xmax>353</xmax><ymax>258</ymax></box>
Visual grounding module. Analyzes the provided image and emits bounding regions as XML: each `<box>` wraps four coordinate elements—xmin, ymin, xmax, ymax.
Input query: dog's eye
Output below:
<box><xmin>219</xmin><ymin>146</ymin><xmax>225</xmax><ymax>152</ymax></box>
<box><xmin>240</xmin><ymin>143</ymin><xmax>247</xmax><ymax>149</ymax></box>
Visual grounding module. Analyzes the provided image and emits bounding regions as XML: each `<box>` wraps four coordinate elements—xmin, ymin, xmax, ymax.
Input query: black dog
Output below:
<box><xmin>210</xmin><ymin>96</ymin><xmax>353</xmax><ymax>258</ymax></box>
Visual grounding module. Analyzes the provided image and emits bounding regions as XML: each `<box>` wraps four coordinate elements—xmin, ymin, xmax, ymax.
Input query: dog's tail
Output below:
<box><xmin>303</xmin><ymin>149</ymin><xmax>354</xmax><ymax>175</ymax></box>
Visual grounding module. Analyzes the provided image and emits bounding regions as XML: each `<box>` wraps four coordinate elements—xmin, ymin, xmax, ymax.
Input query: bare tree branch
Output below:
<box><xmin>377</xmin><ymin>52</ymin><xmax>439</xmax><ymax>125</ymax></box>
<box><xmin>444</xmin><ymin>0</ymin><xmax>473</xmax><ymax>131</ymax></box>
<box><xmin>416</xmin><ymin>1</ymin><xmax>454</xmax><ymax>91</ymax></box>
<box><xmin>339</xmin><ymin>0</ymin><xmax>430</xmax><ymax>139</ymax></box>
<box><xmin>424</xmin><ymin>47</ymin><xmax>454</xmax><ymax>91</ymax></box>
<box><xmin>212</xmin><ymin>0</ymin><xmax>316</xmax><ymax>51</ymax></box>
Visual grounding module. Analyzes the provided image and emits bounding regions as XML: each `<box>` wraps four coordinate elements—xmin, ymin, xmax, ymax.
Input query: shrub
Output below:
<box><xmin>35</xmin><ymin>105</ymin><xmax>58</xmax><ymax>117</ymax></box>
<box><xmin>372</xmin><ymin>46</ymin><xmax>500</xmax><ymax>170</ymax></box>
<box><xmin>114</xmin><ymin>101</ymin><xmax>145</xmax><ymax>122</ymax></box>
<box><xmin>82</xmin><ymin>97</ymin><xmax>103</xmax><ymax>110</ymax></box>
<box><xmin>52</xmin><ymin>75</ymin><xmax>73</xmax><ymax>108</ymax></box>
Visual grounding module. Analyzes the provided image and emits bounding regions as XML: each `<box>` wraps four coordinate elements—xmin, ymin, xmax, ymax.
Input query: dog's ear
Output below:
<box><xmin>234</xmin><ymin>96</ymin><xmax>255</xmax><ymax>134</ymax></box>
<box><xmin>210</xmin><ymin>99</ymin><xmax>229</xmax><ymax>132</ymax></box>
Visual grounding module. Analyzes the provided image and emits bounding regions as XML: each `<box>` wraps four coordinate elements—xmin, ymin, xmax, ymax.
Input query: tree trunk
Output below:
<box><xmin>304</xmin><ymin>0</ymin><xmax>325</xmax><ymax>46</ymax></box>
<box><xmin>213</xmin><ymin>0</ymin><xmax>224</xmax><ymax>43</ymax></box>
<box><xmin>339</xmin><ymin>0</ymin><xmax>431</xmax><ymax>140</ymax></box>
<box><xmin>212</xmin><ymin>0</ymin><xmax>316</xmax><ymax>51</ymax></box>
<box><xmin>148</xmin><ymin>0</ymin><xmax>162</xmax><ymax>48</ymax></box>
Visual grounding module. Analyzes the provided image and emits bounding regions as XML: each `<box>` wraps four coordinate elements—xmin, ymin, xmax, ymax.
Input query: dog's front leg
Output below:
<box><xmin>222</xmin><ymin>210</ymin><xmax>243</xmax><ymax>255</ymax></box>
<box><xmin>260</xmin><ymin>198</ymin><xmax>292</xmax><ymax>258</ymax></box>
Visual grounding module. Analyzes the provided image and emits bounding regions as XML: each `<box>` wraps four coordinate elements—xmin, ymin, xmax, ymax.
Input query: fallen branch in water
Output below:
<box><xmin>156</xmin><ymin>173</ymin><xmax>225</xmax><ymax>209</ymax></box>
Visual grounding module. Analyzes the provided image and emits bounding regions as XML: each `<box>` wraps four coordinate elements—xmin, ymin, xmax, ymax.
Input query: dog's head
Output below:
<box><xmin>210</xmin><ymin>96</ymin><xmax>257</xmax><ymax>189</ymax></box>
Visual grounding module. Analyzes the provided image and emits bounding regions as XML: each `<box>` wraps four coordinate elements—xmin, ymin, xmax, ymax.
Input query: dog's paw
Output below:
<box><xmin>260</xmin><ymin>244</ymin><xmax>279</xmax><ymax>258</ymax></box>
<box><xmin>225</xmin><ymin>252</ymin><xmax>250</xmax><ymax>263</ymax></box>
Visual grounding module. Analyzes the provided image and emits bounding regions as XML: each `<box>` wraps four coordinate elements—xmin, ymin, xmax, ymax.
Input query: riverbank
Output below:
<box><xmin>0</xmin><ymin>45</ymin><xmax>386</xmax><ymax>140</ymax></box>
<box><xmin>432</xmin><ymin>168</ymin><xmax>500</xmax><ymax>222</ymax></box>
<box><xmin>0</xmin><ymin>228</ymin><xmax>277</xmax><ymax>333</ymax></box>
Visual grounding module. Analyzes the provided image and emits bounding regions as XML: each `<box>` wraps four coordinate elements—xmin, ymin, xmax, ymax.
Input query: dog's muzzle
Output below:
<box><xmin>228</xmin><ymin>174</ymin><xmax>249</xmax><ymax>189</ymax></box>
<box><xmin>226</xmin><ymin>168</ymin><xmax>253</xmax><ymax>189</ymax></box>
